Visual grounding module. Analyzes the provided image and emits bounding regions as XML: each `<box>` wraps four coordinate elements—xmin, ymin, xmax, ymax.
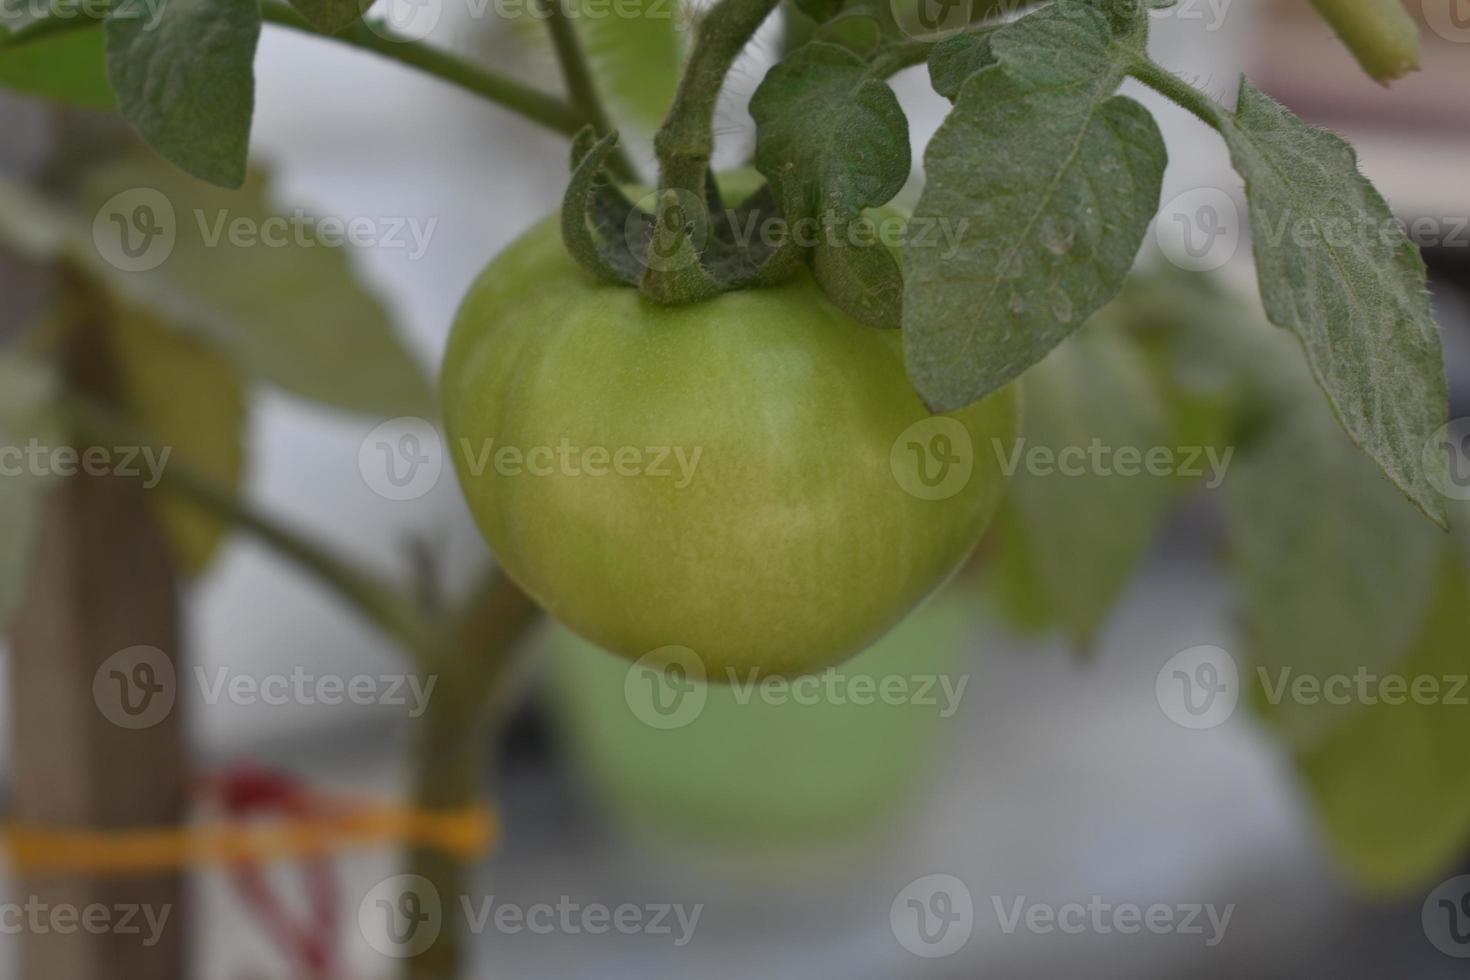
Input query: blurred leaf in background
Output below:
<box><xmin>575</xmin><ymin>0</ymin><xmax>684</xmax><ymax>134</ymax></box>
<box><xmin>105</xmin><ymin>303</ymin><xmax>247</xmax><ymax>574</ymax></box>
<box><xmin>0</xmin><ymin>354</ymin><xmax>61</xmax><ymax>627</ymax></box>
<box><xmin>0</xmin><ymin>24</ymin><xmax>113</xmax><ymax>109</ymax></box>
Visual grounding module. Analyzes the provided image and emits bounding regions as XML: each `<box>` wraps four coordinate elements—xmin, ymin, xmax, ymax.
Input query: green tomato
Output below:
<box><xmin>441</xmin><ymin>211</ymin><xmax>1017</xmax><ymax>678</ymax></box>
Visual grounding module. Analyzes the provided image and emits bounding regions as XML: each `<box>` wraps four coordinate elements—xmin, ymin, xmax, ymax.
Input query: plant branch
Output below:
<box><xmin>540</xmin><ymin>0</ymin><xmax>638</xmax><ymax>182</ymax></box>
<box><xmin>654</xmin><ymin>0</ymin><xmax>782</xmax><ymax>199</ymax></box>
<box><xmin>259</xmin><ymin>1</ymin><xmax>588</xmax><ymax>138</ymax></box>
<box><xmin>1129</xmin><ymin>57</ymin><xmax>1227</xmax><ymax>132</ymax></box>
<box><xmin>405</xmin><ymin>566</ymin><xmax>542</xmax><ymax>980</ymax></box>
<box><xmin>60</xmin><ymin>391</ymin><xmax>432</xmax><ymax>654</ymax></box>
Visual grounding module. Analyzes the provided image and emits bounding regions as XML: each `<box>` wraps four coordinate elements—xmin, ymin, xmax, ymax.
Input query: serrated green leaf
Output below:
<box><xmin>1296</xmin><ymin>550</ymin><xmax>1470</xmax><ymax>893</ymax></box>
<box><xmin>1226</xmin><ymin>330</ymin><xmax>1439</xmax><ymax>749</ymax></box>
<box><xmin>1216</xmin><ymin>79</ymin><xmax>1447</xmax><ymax>527</ymax></box>
<box><xmin>752</xmin><ymin>41</ymin><xmax>909</xmax><ymax>220</ymax></box>
<box><xmin>0</xmin><ymin>353</ymin><xmax>60</xmax><ymax>629</ymax></box>
<box><xmin>988</xmin><ymin>307</ymin><xmax>1174</xmax><ymax>648</ymax></box>
<box><xmin>73</xmin><ymin>156</ymin><xmax>434</xmax><ymax>418</ymax></box>
<box><xmin>903</xmin><ymin>1</ymin><xmax>1165</xmax><ymax>412</ymax></box>
<box><xmin>576</xmin><ymin>0</ymin><xmax>682</xmax><ymax>132</ymax></box>
<box><xmin>288</xmin><ymin>0</ymin><xmax>369</xmax><ymax>33</ymax></box>
<box><xmin>751</xmin><ymin>41</ymin><xmax>910</xmax><ymax>327</ymax></box>
<box><xmin>0</xmin><ymin>22</ymin><xmax>113</xmax><ymax>108</ymax></box>
<box><xmin>105</xmin><ymin>0</ymin><xmax>261</xmax><ymax>188</ymax></box>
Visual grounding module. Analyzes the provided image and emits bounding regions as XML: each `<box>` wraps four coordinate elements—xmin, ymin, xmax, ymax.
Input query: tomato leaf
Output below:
<box><xmin>105</xmin><ymin>0</ymin><xmax>261</xmax><ymax>188</ymax></box>
<box><xmin>106</xmin><ymin>302</ymin><xmax>247</xmax><ymax>575</ymax></box>
<box><xmin>0</xmin><ymin>22</ymin><xmax>113</xmax><ymax>109</ymax></box>
<box><xmin>65</xmin><ymin>156</ymin><xmax>434</xmax><ymax>418</ymax></box>
<box><xmin>0</xmin><ymin>353</ymin><xmax>60</xmax><ymax>630</ymax></box>
<box><xmin>1225</xmin><ymin>327</ymin><xmax>1440</xmax><ymax>749</ymax></box>
<box><xmin>750</xmin><ymin>41</ymin><xmax>910</xmax><ymax>328</ymax></box>
<box><xmin>988</xmin><ymin>302</ymin><xmax>1174</xmax><ymax>649</ymax></box>
<box><xmin>1214</xmin><ymin>79</ymin><xmax>1448</xmax><ymax>527</ymax></box>
<box><xmin>903</xmin><ymin>1</ymin><xmax>1165</xmax><ymax>412</ymax></box>
<box><xmin>1296</xmin><ymin>547</ymin><xmax>1470</xmax><ymax>893</ymax></box>
<box><xmin>576</xmin><ymin>0</ymin><xmax>682</xmax><ymax>132</ymax></box>
<box><xmin>926</xmin><ymin>27</ymin><xmax>997</xmax><ymax>102</ymax></box>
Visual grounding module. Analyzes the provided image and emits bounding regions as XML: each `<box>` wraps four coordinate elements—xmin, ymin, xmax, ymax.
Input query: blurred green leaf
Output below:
<box><xmin>0</xmin><ymin>23</ymin><xmax>113</xmax><ymax>109</ymax></box>
<box><xmin>576</xmin><ymin>0</ymin><xmax>682</xmax><ymax>132</ymax></box>
<box><xmin>0</xmin><ymin>160</ymin><xmax>433</xmax><ymax>419</ymax></box>
<box><xmin>76</xmin><ymin>157</ymin><xmax>435</xmax><ymax>418</ymax></box>
<box><xmin>106</xmin><ymin>302</ymin><xmax>247</xmax><ymax>574</ymax></box>
<box><xmin>988</xmin><ymin>308</ymin><xmax>1175</xmax><ymax>648</ymax></box>
<box><xmin>0</xmin><ymin>353</ymin><xmax>60</xmax><ymax>629</ymax></box>
<box><xmin>1226</xmin><ymin>335</ymin><xmax>1439</xmax><ymax>748</ymax></box>
<box><xmin>1297</xmin><ymin>549</ymin><xmax>1470</xmax><ymax>893</ymax></box>
<box><xmin>105</xmin><ymin>0</ymin><xmax>261</xmax><ymax>187</ymax></box>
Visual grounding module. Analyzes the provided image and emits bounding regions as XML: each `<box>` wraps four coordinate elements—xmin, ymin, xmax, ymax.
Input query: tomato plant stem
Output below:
<box><xmin>61</xmin><ymin>391</ymin><xmax>434</xmax><ymax>654</ymax></box>
<box><xmin>654</xmin><ymin>0</ymin><xmax>782</xmax><ymax>201</ymax></box>
<box><xmin>404</xmin><ymin>566</ymin><xmax>542</xmax><ymax>980</ymax></box>
<box><xmin>540</xmin><ymin>0</ymin><xmax>639</xmax><ymax>182</ymax></box>
<box><xmin>258</xmin><ymin>1</ymin><xmax>589</xmax><ymax>140</ymax></box>
<box><xmin>1128</xmin><ymin>57</ymin><xmax>1227</xmax><ymax>132</ymax></box>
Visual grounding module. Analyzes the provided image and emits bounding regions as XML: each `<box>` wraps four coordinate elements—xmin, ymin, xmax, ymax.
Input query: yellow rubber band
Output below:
<box><xmin>3</xmin><ymin>803</ymin><xmax>497</xmax><ymax>878</ymax></box>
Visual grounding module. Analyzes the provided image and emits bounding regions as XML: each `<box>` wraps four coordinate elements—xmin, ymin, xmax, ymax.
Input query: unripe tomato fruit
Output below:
<box><xmin>441</xmin><ymin>210</ymin><xmax>1017</xmax><ymax>678</ymax></box>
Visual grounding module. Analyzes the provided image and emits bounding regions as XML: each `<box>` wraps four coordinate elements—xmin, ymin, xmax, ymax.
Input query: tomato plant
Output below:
<box><xmin>0</xmin><ymin>0</ymin><xmax>1466</xmax><ymax>977</ymax></box>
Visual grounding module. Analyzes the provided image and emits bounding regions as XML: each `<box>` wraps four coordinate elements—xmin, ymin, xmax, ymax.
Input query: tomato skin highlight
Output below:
<box><xmin>442</xmin><ymin>212</ymin><xmax>1017</xmax><ymax>678</ymax></box>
